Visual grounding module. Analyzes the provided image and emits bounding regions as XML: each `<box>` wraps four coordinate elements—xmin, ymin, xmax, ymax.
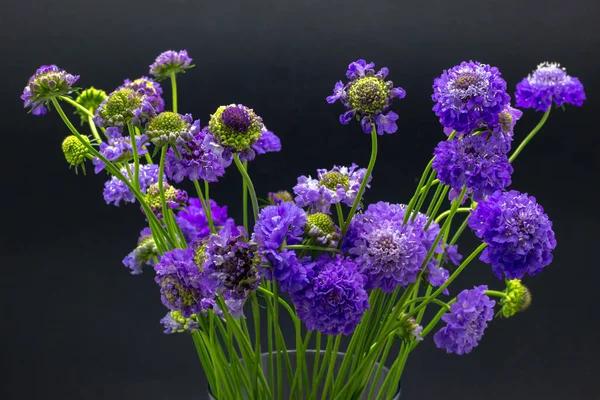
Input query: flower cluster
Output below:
<box><xmin>93</xmin><ymin>129</ymin><xmax>148</xmax><ymax>173</ymax></box>
<box><xmin>327</xmin><ymin>59</ymin><xmax>406</xmax><ymax>134</ymax></box>
<box><xmin>103</xmin><ymin>164</ymin><xmax>161</xmax><ymax>206</ymax></box>
<box><xmin>120</xmin><ymin>77</ymin><xmax>165</xmax><ymax>113</ymax></box>
<box><xmin>94</xmin><ymin>87</ymin><xmax>157</xmax><ymax>129</ymax></box>
<box><xmin>144</xmin><ymin>183</ymin><xmax>188</xmax><ymax>214</ymax></box>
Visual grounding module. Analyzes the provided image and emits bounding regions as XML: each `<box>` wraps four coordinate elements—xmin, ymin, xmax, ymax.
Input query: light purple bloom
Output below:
<box><xmin>120</xmin><ymin>76</ymin><xmax>165</xmax><ymax>112</ymax></box>
<box><xmin>103</xmin><ymin>164</ymin><xmax>161</xmax><ymax>206</ymax></box>
<box><xmin>175</xmin><ymin>198</ymin><xmax>234</xmax><ymax>243</ymax></box>
<box><xmin>149</xmin><ymin>50</ymin><xmax>194</xmax><ymax>81</ymax></box>
<box><xmin>21</xmin><ymin>65</ymin><xmax>79</xmax><ymax>115</ymax></box>
<box><xmin>252</xmin><ymin>129</ymin><xmax>281</xmax><ymax>154</ymax></box>
<box><xmin>93</xmin><ymin>133</ymin><xmax>148</xmax><ymax>173</ymax></box>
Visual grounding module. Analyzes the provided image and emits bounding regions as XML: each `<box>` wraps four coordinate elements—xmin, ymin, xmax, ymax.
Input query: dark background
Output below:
<box><xmin>2</xmin><ymin>0</ymin><xmax>599</xmax><ymax>399</ymax></box>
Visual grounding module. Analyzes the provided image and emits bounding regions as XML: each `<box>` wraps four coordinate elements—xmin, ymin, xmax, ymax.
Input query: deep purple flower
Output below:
<box><xmin>432</xmin><ymin>61</ymin><xmax>510</xmax><ymax>133</ymax></box>
<box><xmin>123</xmin><ymin>227</ymin><xmax>159</xmax><ymax>275</ymax></box>
<box><xmin>120</xmin><ymin>76</ymin><xmax>165</xmax><ymax>112</ymax></box>
<box><xmin>103</xmin><ymin>164</ymin><xmax>161</xmax><ymax>206</ymax></box>
<box><xmin>328</xmin><ymin>59</ymin><xmax>406</xmax><ymax>134</ymax></box>
<box><xmin>203</xmin><ymin>225</ymin><xmax>261</xmax><ymax>300</ymax></box>
<box><xmin>489</xmin><ymin>104</ymin><xmax>522</xmax><ymax>152</ymax></box>
<box><xmin>254</xmin><ymin>203</ymin><xmax>307</xmax><ymax>251</ymax></box>
<box><xmin>345</xmin><ymin>202</ymin><xmax>443</xmax><ymax>292</ymax></box>
<box><xmin>434</xmin><ymin>285</ymin><xmax>495</xmax><ymax>355</ymax></box>
<box><xmin>154</xmin><ymin>248</ymin><xmax>214</xmax><ymax>317</ymax></box>
<box><xmin>176</xmin><ymin>198</ymin><xmax>234</xmax><ymax>243</ymax></box>
<box><xmin>293</xmin><ymin>164</ymin><xmax>371</xmax><ymax>213</ymax></box>
<box><xmin>515</xmin><ymin>62</ymin><xmax>586</xmax><ymax>112</ymax></box>
<box><xmin>252</xmin><ymin>129</ymin><xmax>281</xmax><ymax>154</ymax></box>
<box><xmin>94</xmin><ymin>87</ymin><xmax>157</xmax><ymax>128</ymax></box>
<box><xmin>209</xmin><ymin>104</ymin><xmax>264</xmax><ymax>152</ymax></box>
<box><xmin>93</xmin><ymin>131</ymin><xmax>148</xmax><ymax>173</ymax></box>
<box><xmin>262</xmin><ymin>249</ymin><xmax>315</xmax><ymax>294</ymax></box>
<box><xmin>433</xmin><ymin>133</ymin><xmax>513</xmax><ymax>202</ymax></box>
<box><xmin>468</xmin><ymin>190</ymin><xmax>556</xmax><ymax>279</ymax></box>
<box><xmin>291</xmin><ymin>255</ymin><xmax>369</xmax><ymax>335</ymax></box>
<box><xmin>145</xmin><ymin>112</ymin><xmax>197</xmax><ymax>147</ymax></box>
<box><xmin>149</xmin><ymin>50</ymin><xmax>194</xmax><ymax>81</ymax></box>
<box><xmin>21</xmin><ymin>65</ymin><xmax>79</xmax><ymax>115</ymax></box>
<box><xmin>165</xmin><ymin>126</ymin><xmax>232</xmax><ymax>183</ymax></box>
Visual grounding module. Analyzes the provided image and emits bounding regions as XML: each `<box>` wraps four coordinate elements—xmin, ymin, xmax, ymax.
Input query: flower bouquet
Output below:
<box><xmin>22</xmin><ymin>51</ymin><xmax>585</xmax><ymax>399</ymax></box>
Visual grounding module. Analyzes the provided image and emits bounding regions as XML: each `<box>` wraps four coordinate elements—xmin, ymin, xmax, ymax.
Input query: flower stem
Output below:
<box><xmin>234</xmin><ymin>154</ymin><xmax>259</xmax><ymax>223</ymax></box>
<box><xmin>243</xmin><ymin>161</ymin><xmax>249</xmax><ymax>231</ymax></box>
<box><xmin>509</xmin><ymin>109</ymin><xmax>550</xmax><ymax>163</ymax></box>
<box><xmin>434</xmin><ymin>207</ymin><xmax>471</xmax><ymax>223</ymax></box>
<box><xmin>127</xmin><ymin>123</ymin><xmax>140</xmax><ymax>189</ymax></box>
<box><xmin>283</xmin><ymin>245</ymin><xmax>340</xmax><ymax>253</ymax></box>
<box><xmin>343</xmin><ymin>128</ymin><xmax>378</xmax><ymax>235</ymax></box>
<box><xmin>87</xmin><ymin>115</ymin><xmax>102</xmax><ymax>143</ymax></box>
<box><xmin>170</xmin><ymin>72</ymin><xmax>178</xmax><ymax>113</ymax></box>
<box><xmin>485</xmin><ymin>290</ymin><xmax>508</xmax><ymax>299</ymax></box>
<box><xmin>193</xmin><ymin>180</ymin><xmax>216</xmax><ymax>234</ymax></box>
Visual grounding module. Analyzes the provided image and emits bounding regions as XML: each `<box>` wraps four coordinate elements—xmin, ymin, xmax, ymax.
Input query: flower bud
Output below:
<box><xmin>62</xmin><ymin>135</ymin><xmax>91</xmax><ymax>173</ymax></box>
<box><xmin>501</xmin><ymin>279</ymin><xmax>532</xmax><ymax>318</ymax></box>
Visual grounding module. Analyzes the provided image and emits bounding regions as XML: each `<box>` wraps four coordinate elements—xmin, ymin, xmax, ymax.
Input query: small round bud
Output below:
<box><xmin>149</xmin><ymin>50</ymin><xmax>194</xmax><ymax>81</ymax></box>
<box><xmin>209</xmin><ymin>104</ymin><xmax>263</xmax><ymax>151</ymax></box>
<box><xmin>305</xmin><ymin>212</ymin><xmax>341</xmax><ymax>247</ymax></box>
<box><xmin>268</xmin><ymin>190</ymin><xmax>294</xmax><ymax>205</ymax></box>
<box><xmin>145</xmin><ymin>111</ymin><xmax>196</xmax><ymax>147</ymax></box>
<box><xmin>95</xmin><ymin>88</ymin><xmax>142</xmax><ymax>127</ymax></box>
<box><xmin>396</xmin><ymin>314</ymin><xmax>423</xmax><ymax>341</ymax></box>
<box><xmin>319</xmin><ymin>171</ymin><xmax>350</xmax><ymax>191</ymax></box>
<box><xmin>347</xmin><ymin>76</ymin><xmax>389</xmax><ymax>115</ymax></box>
<box><xmin>21</xmin><ymin>65</ymin><xmax>79</xmax><ymax>115</ymax></box>
<box><xmin>75</xmin><ymin>87</ymin><xmax>107</xmax><ymax>123</ymax></box>
<box><xmin>144</xmin><ymin>183</ymin><xmax>188</xmax><ymax>214</ymax></box>
<box><xmin>62</xmin><ymin>135</ymin><xmax>91</xmax><ymax>173</ymax></box>
<box><xmin>501</xmin><ymin>279</ymin><xmax>532</xmax><ymax>318</ymax></box>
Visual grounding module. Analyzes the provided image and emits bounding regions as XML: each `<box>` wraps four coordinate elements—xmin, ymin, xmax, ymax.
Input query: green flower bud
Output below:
<box><xmin>61</xmin><ymin>135</ymin><xmax>91</xmax><ymax>174</ymax></box>
<box><xmin>319</xmin><ymin>171</ymin><xmax>350</xmax><ymax>191</ymax></box>
<box><xmin>347</xmin><ymin>76</ymin><xmax>389</xmax><ymax>115</ymax></box>
<box><xmin>75</xmin><ymin>87</ymin><xmax>107</xmax><ymax>124</ymax></box>
<box><xmin>305</xmin><ymin>212</ymin><xmax>341</xmax><ymax>247</ymax></box>
<box><xmin>501</xmin><ymin>279</ymin><xmax>532</xmax><ymax>318</ymax></box>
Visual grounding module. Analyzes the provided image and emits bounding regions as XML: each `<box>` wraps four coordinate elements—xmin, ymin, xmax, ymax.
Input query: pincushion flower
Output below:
<box><xmin>160</xmin><ymin>311</ymin><xmax>199</xmax><ymax>334</ymax></box>
<box><xmin>62</xmin><ymin>135</ymin><xmax>91</xmax><ymax>173</ymax></box>
<box><xmin>515</xmin><ymin>62</ymin><xmax>586</xmax><ymax>112</ymax></box>
<box><xmin>434</xmin><ymin>285</ymin><xmax>495</xmax><ymax>355</ymax></box>
<box><xmin>94</xmin><ymin>87</ymin><xmax>157</xmax><ymax>128</ymax></box>
<box><xmin>175</xmin><ymin>198</ymin><xmax>234</xmax><ymax>243</ymax></box>
<box><xmin>433</xmin><ymin>133</ymin><xmax>513</xmax><ymax>201</ymax></box>
<box><xmin>468</xmin><ymin>190</ymin><xmax>556</xmax><ymax>279</ymax></box>
<box><xmin>432</xmin><ymin>61</ymin><xmax>510</xmax><ymax>133</ymax></box>
<box><xmin>144</xmin><ymin>183</ymin><xmax>188</xmax><ymax>214</ymax></box>
<box><xmin>149</xmin><ymin>50</ymin><xmax>194</xmax><ymax>81</ymax></box>
<box><xmin>165</xmin><ymin>126</ymin><xmax>231</xmax><ymax>183</ymax></box>
<box><xmin>154</xmin><ymin>248</ymin><xmax>214</xmax><ymax>317</ymax></box>
<box><xmin>75</xmin><ymin>87</ymin><xmax>107</xmax><ymax>124</ymax></box>
<box><xmin>268</xmin><ymin>190</ymin><xmax>295</xmax><ymax>205</ymax></box>
<box><xmin>145</xmin><ymin>111</ymin><xmax>197</xmax><ymax>147</ymax></box>
<box><xmin>500</xmin><ymin>279</ymin><xmax>532</xmax><ymax>318</ymax></box>
<box><xmin>327</xmin><ymin>59</ymin><xmax>406</xmax><ymax>134</ymax></box>
<box><xmin>292</xmin><ymin>255</ymin><xmax>369</xmax><ymax>336</ymax></box>
<box><xmin>208</xmin><ymin>104</ymin><xmax>264</xmax><ymax>152</ymax></box>
<box><xmin>305</xmin><ymin>212</ymin><xmax>341</xmax><ymax>248</ymax></box>
<box><xmin>252</xmin><ymin>129</ymin><xmax>281</xmax><ymax>154</ymax></box>
<box><xmin>489</xmin><ymin>104</ymin><xmax>522</xmax><ymax>152</ymax></box>
<box><xmin>293</xmin><ymin>164</ymin><xmax>370</xmax><ymax>213</ymax></box>
<box><xmin>120</xmin><ymin>76</ymin><xmax>165</xmax><ymax>113</ymax></box>
<box><xmin>123</xmin><ymin>227</ymin><xmax>159</xmax><ymax>275</ymax></box>
<box><xmin>92</xmin><ymin>130</ymin><xmax>148</xmax><ymax>173</ymax></box>
<box><xmin>103</xmin><ymin>164</ymin><xmax>161</xmax><ymax>206</ymax></box>
<box><xmin>21</xmin><ymin>65</ymin><xmax>79</xmax><ymax>116</ymax></box>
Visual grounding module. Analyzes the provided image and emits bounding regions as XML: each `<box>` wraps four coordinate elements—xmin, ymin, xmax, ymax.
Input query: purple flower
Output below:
<box><xmin>345</xmin><ymin>202</ymin><xmax>443</xmax><ymax>292</ymax></box>
<box><xmin>432</xmin><ymin>61</ymin><xmax>510</xmax><ymax>133</ymax></box>
<box><xmin>120</xmin><ymin>76</ymin><xmax>165</xmax><ymax>113</ymax></box>
<box><xmin>209</xmin><ymin>104</ymin><xmax>264</xmax><ymax>152</ymax></box>
<box><xmin>291</xmin><ymin>255</ymin><xmax>369</xmax><ymax>335</ymax></box>
<box><xmin>328</xmin><ymin>59</ymin><xmax>406</xmax><ymax>134</ymax></box>
<box><xmin>165</xmin><ymin>126</ymin><xmax>232</xmax><ymax>183</ymax></box>
<box><xmin>489</xmin><ymin>104</ymin><xmax>523</xmax><ymax>153</ymax></box>
<box><xmin>160</xmin><ymin>311</ymin><xmax>199</xmax><ymax>334</ymax></box>
<box><xmin>203</xmin><ymin>225</ymin><xmax>261</xmax><ymax>300</ymax></box>
<box><xmin>468</xmin><ymin>190</ymin><xmax>556</xmax><ymax>279</ymax></box>
<box><xmin>103</xmin><ymin>164</ymin><xmax>161</xmax><ymax>206</ymax></box>
<box><xmin>252</xmin><ymin>129</ymin><xmax>281</xmax><ymax>154</ymax></box>
<box><xmin>145</xmin><ymin>112</ymin><xmax>197</xmax><ymax>147</ymax></box>
<box><xmin>122</xmin><ymin>227</ymin><xmax>159</xmax><ymax>275</ymax></box>
<box><xmin>268</xmin><ymin>191</ymin><xmax>295</xmax><ymax>205</ymax></box>
<box><xmin>426</xmin><ymin>264</ymin><xmax>450</xmax><ymax>295</ymax></box>
<box><xmin>262</xmin><ymin>249</ymin><xmax>315</xmax><ymax>294</ymax></box>
<box><xmin>515</xmin><ymin>62</ymin><xmax>586</xmax><ymax>112</ymax></box>
<box><xmin>93</xmin><ymin>132</ymin><xmax>148</xmax><ymax>173</ymax></box>
<box><xmin>144</xmin><ymin>183</ymin><xmax>188</xmax><ymax>215</ymax></box>
<box><xmin>94</xmin><ymin>87</ymin><xmax>157</xmax><ymax>128</ymax></box>
<box><xmin>149</xmin><ymin>50</ymin><xmax>194</xmax><ymax>81</ymax></box>
<box><xmin>176</xmin><ymin>198</ymin><xmax>234</xmax><ymax>243</ymax></box>
<box><xmin>434</xmin><ymin>285</ymin><xmax>495</xmax><ymax>355</ymax></box>
<box><xmin>154</xmin><ymin>248</ymin><xmax>214</xmax><ymax>317</ymax></box>
<box><xmin>293</xmin><ymin>164</ymin><xmax>370</xmax><ymax>213</ymax></box>
<box><xmin>433</xmin><ymin>133</ymin><xmax>513</xmax><ymax>202</ymax></box>
<box><xmin>22</xmin><ymin>65</ymin><xmax>79</xmax><ymax>115</ymax></box>
<box><xmin>305</xmin><ymin>212</ymin><xmax>341</xmax><ymax>248</ymax></box>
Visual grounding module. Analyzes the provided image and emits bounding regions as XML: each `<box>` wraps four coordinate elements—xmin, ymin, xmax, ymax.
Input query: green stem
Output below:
<box><xmin>366</xmin><ymin>338</ymin><xmax>394</xmax><ymax>400</ymax></box>
<box><xmin>234</xmin><ymin>154</ymin><xmax>259</xmax><ymax>223</ymax></box>
<box><xmin>283</xmin><ymin>245</ymin><xmax>340</xmax><ymax>253</ymax></box>
<box><xmin>509</xmin><ymin>109</ymin><xmax>550</xmax><ymax>163</ymax></box>
<box><xmin>450</xmin><ymin>213</ymin><xmax>470</xmax><ymax>245</ymax></box>
<box><xmin>88</xmin><ymin>114</ymin><xmax>102</xmax><ymax>142</ymax></box>
<box><xmin>59</xmin><ymin>95</ymin><xmax>94</xmax><ymax>118</ymax></box>
<box><xmin>127</xmin><ymin>123</ymin><xmax>140</xmax><ymax>189</ymax></box>
<box><xmin>343</xmin><ymin>128</ymin><xmax>378</xmax><ymax>234</ymax></box>
<box><xmin>170</xmin><ymin>72</ymin><xmax>178</xmax><ymax>113</ymax></box>
<box><xmin>204</xmin><ymin>180</ymin><xmax>217</xmax><ymax>233</ymax></box>
<box><xmin>320</xmin><ymin>335</ymin><xmax>342</xmax><ymax>400</ymax></box>
<box><xmin>425</xmin><ymin>186</ymin><xmax>449</xmax><ymax>228</ymax></box>
<box><xmin>335</xmin><ymin>203</ymin><xmax>344</xmax><ymax>229</ymax></box>
<box><xmin>486</xmin><ymin>290</ymin><xmax>508</xmax><ymax>299</ymax></box>
<box><xmin>434</xmin><ymin>207</ymin><xmax>471</xmax><ymax>223</ymax></box>
<box><xmin>158</xmin><ymin>146</ymin><xmax>180</xmax><ymax>246</ymax></box>
<box><xmin>243</xmin><ymin>161</ymin><xmax>249</xmax><ymax>231</ymax></box>
<box><xmin>403</xmin><ymin>158</ymin><xmax>434</xmax><ymax>224</ymax></box>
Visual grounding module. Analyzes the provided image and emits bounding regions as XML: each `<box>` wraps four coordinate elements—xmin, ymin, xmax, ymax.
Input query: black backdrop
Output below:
<box><xmin>2</xmin><ymin>0</ymin><xmax>599</xmax><ymax>399</ymax></box>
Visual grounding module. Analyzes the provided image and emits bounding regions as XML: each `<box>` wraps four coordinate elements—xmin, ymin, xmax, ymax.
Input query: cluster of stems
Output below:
<box><xmin>52</xmin><ymin>78</ymin><xmax>549</xmax><ymax>399</ymax></box>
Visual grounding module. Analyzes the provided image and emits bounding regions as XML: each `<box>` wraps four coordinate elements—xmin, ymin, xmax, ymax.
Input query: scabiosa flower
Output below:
<box><xmin>175</xmin><ymin>198</ymin><xmax>234</xmax><ymax>243</ymax></box>
<box><xmin>254</xmin><ymin>202</ymin><xmax>307</xmax><ymax>250</ymax></box>
<box><xmin>149</xmin><ymin>50</ymin><xmax>194</xmax><ymax>81</ymax></box>
<box><xmin>62</xmin><ymin>135</ymin><xmax>91</xmax><ymax>173</ymax></box>
<box><xmin>144</xmin><ymin>183</ymin><xmax>188</xmax><ymax>214</ymax></box>
<box><xmin>92</xmin><ymin>131</ymin><xmax>148</xmax><ymax>173</ymax></box>
<box><xmin>432</xmin><ymin>61</ymin><xmax>510</xmax><ymax>133</ymax></box>
<box><xmin>75</xmin><ymin>87</ymin><xmax>107</xmax><ymax>124</ymax></box>
<box><xmin>397</xmin><ymin>315</ymin><xmax>424</xmax><ymax>341</ymax></box>
<box><xmin>488</xmin><ymin>104</ymin><xmax>522</xmax><ymax>152</ymax></box>
<box><xmin>433</xmin><ymin>133</ymin><xmax>513</xmax><ymax>202</ymax></box>
<box><xmin>268</xmin><ymin>190</ymin><xmax>295</xmax><ymax>205</ymax></box>
<box><xmin>434</xmin><ymin>285</ymin><xmax>495</xmax><ymax>355</ymax></box>
<box><xmin>515</xmin><ymin>62</ymin><xmax>586</xmax><ymax>112</ymax></box>
<box><xmin>500</xmin><ymin>279</ymin><xmax>532</xmax><ymax>318</ymax></box>
<box><xmin>305</xmin><ymin>212</ymin><xmax>341</xmax><ymax>248</ymax></box>
<box><xmin>154</xmin><ymin>248</ymin><xmax>214</xmax><ymax>317</ymax></box>
<box><xmin>160</xmin><ymin>311</ymin><xmax>199</xmax><ymax>334</ymax></box>
<box><xmin>123</xmin><ymin>227</ymin><xmax>159</xmax><ymax>275</ymax></box>
<box><xmin>165</xmin><ymin>126</ymin><xmax>231</xmax><ymax>183</ymax></box>
<box><xmin>121</xmin><ymin>76</ymin><xmax>165</xmax><ymax>113</ymax></box>
<box><xmin>203</xmin><ymin>225</ymin><xmax>261</xmax><ymax>299</ymax></box>
<box><xmin>291</xmin><ymin>255</ymin><xmax>369</xmax><ymax>335</ymax></box>
<box><xmin>145</xmin><ymin>111</ymin><xmax>197</xmax><ymax>147</ymax></box>
<box><xmin>293</xmin><ymin>164</ymin><xmax>370</xmax><ymax>213</ymax></box>
<box><xmin>345</xmin><ymin>202</ymin><xmax>443</xmax><ymax>292</ymax></box>
<box><xmin>327</xmin><ymin>59</ymin><xmax>406</xmax><ymax>134</ymax></box>
<box><xmin>103</xmin><ymin>164</ymin><xmax>161</xmax><ymax>206</ymax></box>
<box><xmin>426</xmin><ymin>264</ymin><xmax>450</xmax><ymax>295</ymax></box>
<box><xmin>21</xmin><ymin>65</ymin><xmax>79</xmax><ymax>115</ymax></box>
<box><xmin>208</xmin><ymin>104</ymin><xmax>264</xmax><ymax>152</ymax></box>
<box><xmin>252</xmin><ymin>129</ymin><xmax>281</xmax><ymax>154</ymax></box>
<box><xmin>468</xmin><ymin>190</ymin><xmax>556</xmax><ymax>279</ymax></box>
<box><xmin>94</xmin><ymin>87</ymin><xmax>156</xmax><ymax>128</ymax></box>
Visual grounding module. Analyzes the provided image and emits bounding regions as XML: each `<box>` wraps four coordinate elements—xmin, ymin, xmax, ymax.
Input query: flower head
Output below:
<box><xmin>160</xmin><ymin>311</ymin><xmax>199</xmax><ymax>334</ymax></box>
<box><xmin>120</xmin><ymin>76</ymin><xmax>165</xmax><ymax>113</ymax></box>
<box><xmin>208</xmin><ymin>104</ymin><xmax>264</xmax><ymax>151</ymax></box>
<box><xmin>432</xmin><ymin>61</ymin><xmax>510</xmax><ymax>133</ymax></box>
<box><xmin>293</xmin><ymin>164</ymin><xmax>370</xmax><ymax>213</ymax></box>
<box><xmin>154</xmin><ymin>248</ymin><xmax>214</xmax><ymax>317</ymax></box>
<box><xmin>123</xmin><ymin>227</ymin><xmax>159</xmax><ymax>275</ymax></box>
<box><xmin>94</xmin><ymin>87</ymin><xmax>156</xmax><ymax>128</ymax></box>
<box><xmin>434</xmin><ymin>285</ymin><xmax>495</xmax><ymax>355</ymax></box>
<box><xmin>165</xmin><ymin>126</ymin><xmax>231</xmax><ymax>183</ymax></box>
<box><xmin>93</xmin><ymin>131</ymin><xmax>148</xmax><ymax>173</ymax></box>
<box><xmin>328</xmin><ymin>59</ymin><xmax>405</xmax><ymax>134</ymax></box>
<box><xmin>433</xmin><ymin>133</ymin><xmax>513</xmax><ymax>202</ymax></box>
<box><xmin>500</xmin><ymin>279</ymin><xmax>532</xmax><ymax>318</ymax></box>
<box><xmin>22</xmin><ymin>65</ymin><xmax>79</xmax><ymax>115</ymax></box>
<box><xmin>489</xmin><ymin>104</ymin><xmax>522</xmax><ymax>152</ymax></box>
<box><xmin>75</xmin><ymin>87</ymin><xmax>107</xmax><ymax>124</ymax></box>
<box><xmin>268</xmin><ymin>190</ymin><xmax>295</xmax><ymax>205</ymax></box>
<box><xmin>62</xmin><ymin>135</ymin><xmax>91</xmax><ymax>173</ymax></box>
<box><xmin>292</xmin><ymin>255</ymin><xmax>369</xmax><ymax>335</ymax></box>
<box><xmin>145</xmin><ymin>111</ymin><xmax>197</xmax><ymax>147</ymax></box>
<box><xmin>149</xmin><ymin>50</ymin><xmax>194</xmax><ymax>81</ymax></box>
<box><xmin>252</xmin><ymin>129</ymin><xmax>281</xmax><ymax>154</ymax></box>
<box><xmin>305</xmin><ymin>212</ymin><xmax>341</xmax><ymax>248</ymax></box>
<box><xmin>176</xmin><ymin>198</ymin><xmax>234</xmax><ymax>243</ymax></box>
<box><xmin>515</xmin><ymin>62</ymin><xmax>585</xmax><ymax>112</ymax></box>
<box><xmin>103</xmin><ymin>164</ymin><xmax>161</xmax><ymax>206</ymax></box>
<box><xmin>469</xmin><ymin>190</ymin><xmax>556</xmax><ymax>279</ymax></box>
<box><xmin>144</xmin><ymin>183</ymin><xmax>188</xmax><ymax>214</ymax></box>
